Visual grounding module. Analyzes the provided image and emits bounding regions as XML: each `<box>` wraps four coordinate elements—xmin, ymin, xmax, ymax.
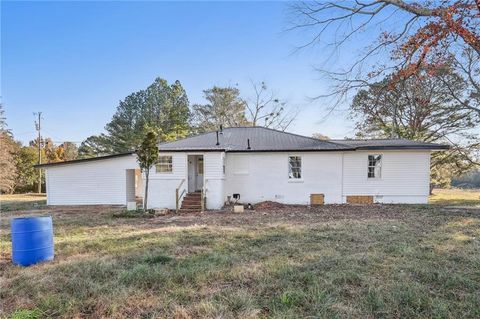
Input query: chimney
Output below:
<box><xmin>247</xmin><ymin>138</ymin><xmax>251</xmax><ymax>150</ymax></box>
<box><xmin>216</xmin><ymin>131</ymin><xmax>220</xmax><ymax>146</ymax></box>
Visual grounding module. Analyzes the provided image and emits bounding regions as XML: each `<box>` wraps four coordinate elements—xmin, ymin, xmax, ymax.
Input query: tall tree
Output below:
<box><xmin>82</xmin><ymin>78</ymin><xmax>190</xmax><ymax>155</ymax></box>
<box><xmin>57</xmin><ymin>142</ymin><xmax>78</xmax><ymax>161</ymax></box>
<box><xmin>0</xmin><ymin>104</ymin><xmax>17</xmax><ymax>193</ymax></box>
<box><xmin>351</xmin><ymin>66</ymin><xmax>479</xmax><ymax>188</ymax></box>
<box><xmin>136</xmin><ymin>130</ymin><xmax>159</xmax><ymax>210</ymax></box>
<box><xmin>191</xmin><ymin>86</ymin><xmax>248</xmax><ymax>133</ymax></box>
<box><xmin>78</xmin><ymin>135</ymin><xmax>113</xmax><ymax>158</ymax></box>
<box><xmin>13</xmin><ymin>145</ymin><xmax>38</xmax><ymax>193</ymax></box>
<box><xmin>290</xmin><ymin>1</ymin><xmax>480</xmax><ymax>116</ymax></box>
<box><xmin>245</xmin><ymin>81</ymin><xmax>297</xmax><ymax>131</ymax></box>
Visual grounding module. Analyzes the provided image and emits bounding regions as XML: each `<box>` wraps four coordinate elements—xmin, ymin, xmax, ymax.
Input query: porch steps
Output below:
<box><xmin>180</xmin><ymin>191</ymin><xmax>202</xmax><ymax>213</ymax></box>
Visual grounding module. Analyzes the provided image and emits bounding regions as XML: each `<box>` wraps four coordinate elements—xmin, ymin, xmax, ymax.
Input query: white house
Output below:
<box><xmin>37</xmin><ymin>127</ymin><xmax>448</xmax><ymax>209</ymax></box>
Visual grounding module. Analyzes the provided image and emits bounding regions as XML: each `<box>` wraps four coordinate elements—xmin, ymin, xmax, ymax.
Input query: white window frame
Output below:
<box><xmin>367</xmin><ymin>154</ymin><xmax>382</xmax><ymax>179</ymax></box>
<box><xmin>156</xmin><ymin>155</ymin><xmax>173</xmax><ymax>173</ymax></box>
<box><xmin>288</xmin><ymin>155</ymin><xmax>302</xmax><ymax>180</ymax></box>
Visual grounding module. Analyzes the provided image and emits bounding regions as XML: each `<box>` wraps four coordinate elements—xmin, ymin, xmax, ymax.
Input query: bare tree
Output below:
<box><xmin>289</xmin><ymin>0</ymin><xmax>480</xmax><ymax>115</ymax></box>
<box><xmin>245</xmin><ymin>81</ymin><xmax>298</xmax><ymax>131</ymax></box>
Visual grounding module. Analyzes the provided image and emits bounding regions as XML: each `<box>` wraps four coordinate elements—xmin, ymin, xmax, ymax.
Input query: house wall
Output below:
<box><xmin>146</xmin><ymin>153</ymin><xmax>187</xmax><ymax>209</ymax></box>
<box><xmin>146</xmin><ymin>152</ymin><xmax>225</xmax><ymax>209</ymax></box>
<box><xmin>44</xmin><ymin>155</ymin><xmax>139</xmax><ymax>205</ymax></box>
<box><xmin>204</xmin><ymin>152</ymin><xmax>225</xmax><ymax>209</ymax></box>
<box><xmin>224</xmin><ymin>152</ymin><xmax>344</xmax><ymax>205</ymax></box>
<box><xmin>224</xmin><ymin>150</ymin><xmax>431</xmax><ymax>205</ymax></box>
<box><xmin>125</xmin><ymin>169</ymin><xmax>136</xmax><ymax>202</ymax></box>
<box><xmin>342</xmin><ymin>151</ymin><xmax>431</xmax><ymax>204</ymax></box>
<box><xmin>44</xmin><ymin>149</ymin><xmax>432</xmax><ymax>208</ymax></box>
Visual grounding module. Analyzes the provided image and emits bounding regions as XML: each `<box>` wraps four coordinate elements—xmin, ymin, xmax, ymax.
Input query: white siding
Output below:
<box><xmin>224</xmin><ymin>152</ymin><xmax>344</xmax><ymax>205</ymax></box>
<box><xmin>126</xmin><ymin>169</ymin><xmax>135</xmax><ymax>202</ymax></box>
<box><xmin>204</xmin><ymin>152</ymin><xmax>225</xmax><ymax>209</ymax></box>
<box><xmin>146</xmin><ymin>153</ymin><xmax>187</xmax><ymax>209</ymax></box>
<box><xmin>342</xmin><ymin>151</ymin><xmax>430</xmax><ymax>203</ymax></box>
<box><xmin>45</xmin><ymin>155</ymin><xmax>139</xmax><ymax>205</ymax></box>
<box><xmin>145</xmin><ymin>152</ymin><xmax>225</xmax><ymax>209</ymax></box>
<box><xmin>44</xmin><ymin>150</ymin><xmax>432</xmax><ymax>208</ymax></box>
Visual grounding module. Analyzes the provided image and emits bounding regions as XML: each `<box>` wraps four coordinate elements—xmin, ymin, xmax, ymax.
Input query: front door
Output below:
<box><xmin>188</xmin><ymin>155</ymin><xmax>204</xmax><ymax>192</ymax></box>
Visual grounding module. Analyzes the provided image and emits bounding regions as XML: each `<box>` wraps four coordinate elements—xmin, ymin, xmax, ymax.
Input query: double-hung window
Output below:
<box><xmin>156</xmin><ymin>156</ymin><xmax>173</xmax><ymax>173</ymax></box>
<box><xmin>288</xmin><ymin>156</ymin><xmax>302</xmax><ymax>179</ymax></box>
<box><xmin>367</xmin><ymin>154</ymin><xmax>382</xmax><ymax>178</ymax></box>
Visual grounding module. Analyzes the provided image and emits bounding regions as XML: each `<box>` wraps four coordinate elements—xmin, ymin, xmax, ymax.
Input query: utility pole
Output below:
<box><xmin>34</xmin><ymin>112</ymin><xmax>42</xmax><ymax>193</ymax></box>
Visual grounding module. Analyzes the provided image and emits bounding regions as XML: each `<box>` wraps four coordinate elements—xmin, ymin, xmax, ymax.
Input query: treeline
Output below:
<box><xmin>0</xmin><ymin>78</ymin><xmax>294</xmax><ymax>194</ymax></box>
<box><xmin>77</xmin><ymin>78</ymin><xmax>295</xmax><ymax>157</ymax></box>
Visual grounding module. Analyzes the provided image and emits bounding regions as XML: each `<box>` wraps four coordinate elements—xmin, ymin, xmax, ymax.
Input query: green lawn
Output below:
<box><xmin>1</xmin><ymin>191</ymin><xmax>479</xmax><ymax>318</ymax></box>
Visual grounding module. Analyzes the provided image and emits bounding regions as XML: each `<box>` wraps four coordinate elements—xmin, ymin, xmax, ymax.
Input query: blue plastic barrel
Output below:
<box><xmin>11</xmin><ymin>216</ymin><xmax>54</xmax><ymax>266</ymax></box>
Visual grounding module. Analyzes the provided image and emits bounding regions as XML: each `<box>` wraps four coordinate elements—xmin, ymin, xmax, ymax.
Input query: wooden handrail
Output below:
<box><xmin>175</xmin><ymin>179</ymin><xmax>186</xmax><ymax>214</ymax></box>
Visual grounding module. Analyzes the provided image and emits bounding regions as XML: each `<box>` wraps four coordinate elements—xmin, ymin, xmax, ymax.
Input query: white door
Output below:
<box><xmin>196</xmin><ymin>156</ymin><xmax>204</xmax><ymax>190</ymax></box>
<box><xmin>188</xmin><ymin>156</ymin><xmax>196</xmax><ymax>192</ymax></box>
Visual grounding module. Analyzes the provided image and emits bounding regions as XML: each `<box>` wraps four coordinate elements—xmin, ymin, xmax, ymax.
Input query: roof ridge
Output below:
<box><xmin>158</xmin><ymin>130</ymin><xmax>217</xmax><ymax>146</ymax></box>
<box><xmin>225</xmin><ymin>126</ymin><xmax>351</xmax><ymax>148</ymax></box>
<box><xmin>331</xmin><ymin>138</ymin><xmax>412</xmax><ymax>141</ymax></box>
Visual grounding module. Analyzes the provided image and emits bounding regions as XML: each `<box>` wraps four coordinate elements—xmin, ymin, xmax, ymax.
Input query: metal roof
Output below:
<box><xmin>34</xmin><ymin>152</ymin><xmax>135</xmax><ymax>168</ymax></box>
<box><xmin>158</xmin><ymin>127</ymin><xmax>449</xmax><ymax>152</ymax></box>
<box><xmin>158</xmin><ymin>127</ymin><xmax>353</xmax><ymax>152</ymax></box>
<box><xmin>36</xmin><ymin>127</ymin><xmax>448</xmax><ymax>168</ymax></box>
<box><xmin>330</xmin><ymin>139</ymin><xmax>450</xmax><ymax>150</ymax></box>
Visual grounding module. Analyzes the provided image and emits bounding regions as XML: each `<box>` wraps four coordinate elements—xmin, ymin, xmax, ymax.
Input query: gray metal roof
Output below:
<box><xmin>158</xmin><ymin>127</ymin><xmax>449</xmax><ymax>152</ymax></box>
<box><xmin>35</xmin><ymin>152</ymin><xmax>135</xmax><ymax>168</ymax></box>
<box><xmin>36</xmin><ymin>127</ymin><xmax>448</xmax><ymax>168</ymax></box>
<box><xmin>331</xmin><ymin>139</ymin><xmax>449</xmax><ymax>150</ymax></box>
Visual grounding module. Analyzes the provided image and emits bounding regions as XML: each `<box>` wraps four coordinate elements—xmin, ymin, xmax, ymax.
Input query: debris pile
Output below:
<box><xmin>254</xmin><ymin>201</ymin><xmax>286</xmax><ymax>210</ymax></box>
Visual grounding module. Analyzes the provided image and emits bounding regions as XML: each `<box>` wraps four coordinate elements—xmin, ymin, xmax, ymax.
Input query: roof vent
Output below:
<box><xmin>247</xmin><ymin>138</ymin><xmax>251</xmax><ymax>150</ymax></box>
<box><xmin>216</xmin><ymin>131</ymin><xmax>220</xmax><ymax>146</ymax></box>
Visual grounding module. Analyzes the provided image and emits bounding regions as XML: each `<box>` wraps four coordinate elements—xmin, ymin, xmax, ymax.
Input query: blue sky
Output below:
<box><xmin>2</xmin><ymin>1</ymin><xmax>355</xmax><ymax>145</ymax></box>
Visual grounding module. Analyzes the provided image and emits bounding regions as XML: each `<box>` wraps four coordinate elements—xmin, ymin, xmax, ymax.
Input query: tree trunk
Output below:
<box><xmin>429</xmin><ymin>183</ymin><xmax>435</xmax><ymax>195</ymax></box>
<box><xmin>144</xmin><ymin>171</ymin><xmax>149</xmax><ymax>210</ymax></box>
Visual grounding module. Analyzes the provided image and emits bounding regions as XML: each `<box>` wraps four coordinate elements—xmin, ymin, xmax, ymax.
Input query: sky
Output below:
<box><xmin>1</xmin><ymin>1</ymin><xmax>357</xmax><ymax>145</ymax></box>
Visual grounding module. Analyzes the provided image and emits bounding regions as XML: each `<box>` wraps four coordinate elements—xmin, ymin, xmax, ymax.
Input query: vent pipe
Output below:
<box><xmin>247</xmin><ymin>138</ymin><xmax>251</xmax><ymax>150</ymax></box>
<box><xmin>216</xmin><ymin>131</ymin><xmax>220</xmax><ymax>146</ymax></box>
<box><xmin>219</xmin><ymin>124</ymin><xmax>223</xmax><ymax>134</ymax></box>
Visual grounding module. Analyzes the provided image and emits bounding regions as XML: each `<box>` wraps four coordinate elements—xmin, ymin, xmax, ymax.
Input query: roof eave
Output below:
<box><xmin>34</xmin><ymin>152</ymin><xmax>136</xmax><ymax>169</ymax></box>
<box><xmin>354</xmin><ymin>145</ymin><xmax>450</xmax><ymax>151</ymax></box>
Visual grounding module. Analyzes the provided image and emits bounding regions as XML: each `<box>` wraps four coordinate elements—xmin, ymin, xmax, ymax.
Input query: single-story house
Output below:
<box><xmin>36</xmin><ymin>126</ymin><xmax>448</xmax><ymax>209</ymax></box>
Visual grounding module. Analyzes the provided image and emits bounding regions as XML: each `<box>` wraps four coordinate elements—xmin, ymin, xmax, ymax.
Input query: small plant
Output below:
<box><xmin>10</xmin><ymin>309</ymin><xmax>42</xmax><ymax>319</ymax></box>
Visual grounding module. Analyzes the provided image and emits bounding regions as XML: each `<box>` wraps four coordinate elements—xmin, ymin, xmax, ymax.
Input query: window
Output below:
<box><xmin>368</xmin><ymin>154</ymin><xmax>382</xmax><ymax>178</ymax></box>
<box><xmin>288</xmin><ymin>156</ymin><xmax>302</xmax><ymax>179</ymax></box>
<box><xmin>197</xmin><ymin>157</ymin><xmax>204</xmax><ymax>174</ymax></box>
<box><xmin>155</xmin><ymin>156</ymin><xmax>173</xmax><ymax>173</ymax></box>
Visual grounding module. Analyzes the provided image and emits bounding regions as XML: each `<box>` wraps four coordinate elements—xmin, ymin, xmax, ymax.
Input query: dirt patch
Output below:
<box><xmin>254</xmin><ymin>201</ymin><xmax>287</xmax><ymax>210</ymax></box>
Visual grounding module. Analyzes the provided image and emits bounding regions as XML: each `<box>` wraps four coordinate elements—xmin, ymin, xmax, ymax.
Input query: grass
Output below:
<box><xmin>429</xmin><ymin>188</ymin><xmax>480</xmax><ymax>206</ymax></box>
<box><xmin>0</xmin><ymin>190</ymin><xmax>479</xmax><ymax>318</ymax></box>
<box><xmin>0</xmin><ymin>194</ymin><xmax>47</xmax><ymax>212</ymax></box>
